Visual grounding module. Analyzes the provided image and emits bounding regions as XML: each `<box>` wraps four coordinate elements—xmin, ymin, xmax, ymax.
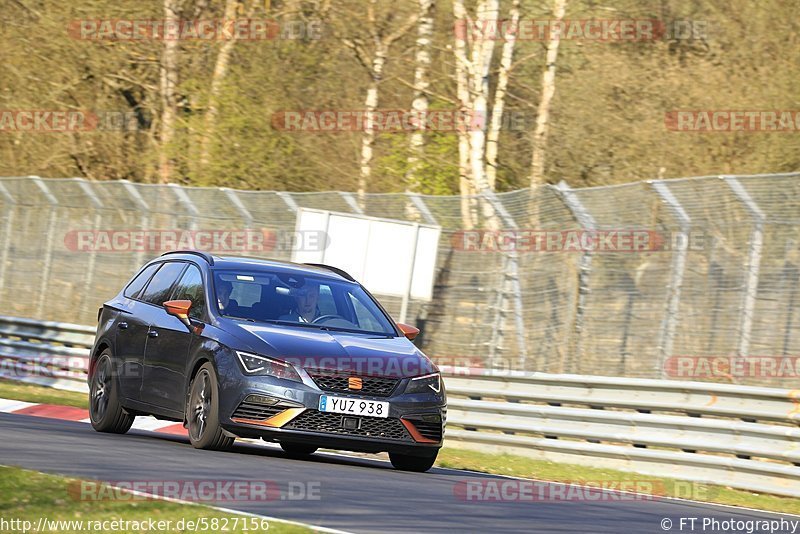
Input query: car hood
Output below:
<box><xmin>228</xmin><ymin>321</ymin><xmax>437</xmax><ymax>378</ymax></box>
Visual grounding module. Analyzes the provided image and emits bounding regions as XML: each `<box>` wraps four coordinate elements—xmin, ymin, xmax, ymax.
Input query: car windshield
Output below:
<box><xmin>212</xmin><ymin>269</ymin><xmax>397</xmax><ymax>336</ymax></box>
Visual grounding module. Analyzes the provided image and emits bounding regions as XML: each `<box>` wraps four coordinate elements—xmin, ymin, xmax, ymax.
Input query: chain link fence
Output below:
<box><xmin>1</xmin><ymin>173</ymin><xmax>799</xmax><ymax>387</ymax></box>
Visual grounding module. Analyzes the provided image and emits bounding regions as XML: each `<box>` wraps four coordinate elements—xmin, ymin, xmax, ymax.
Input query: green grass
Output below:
<box><xmin>1</xmin><ymin>378</ymin><xmax>797</xmax><ymax>517</ymax></box>
<box><xmin>0</xmin><ymin>465</ymin><xmax>312</xmax><ymax>533</ymax></box>
<box><xmin>0</xmin><ymin>379</ymin><xmax>88</xmax><ymax>409</ymax></box>
<box><xmin>437</xmin><ymin>447</ymin><xmax>800</xmax><ymax>516</ymax></box>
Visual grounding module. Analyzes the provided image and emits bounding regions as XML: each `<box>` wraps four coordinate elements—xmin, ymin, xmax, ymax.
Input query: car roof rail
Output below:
<box><xmin>305</xmin><ymin>263</ymin><xmax>355</xmax><ymax>281</ymax></box>
<box><xmin>161</xmin><ymin>250</ymin><xmax>215</xmax><ymax>266</ymax></box>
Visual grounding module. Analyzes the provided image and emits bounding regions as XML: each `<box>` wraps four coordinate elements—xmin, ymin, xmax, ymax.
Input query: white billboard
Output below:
<box><xmin>292</xmin><ymin>209</ymin><xmax>441</xmax><ymax>319</ymax></box>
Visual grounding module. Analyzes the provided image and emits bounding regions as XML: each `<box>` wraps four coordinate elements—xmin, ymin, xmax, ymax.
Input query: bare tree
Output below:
<box><xmin>452</xmin><ymin>0</ymin><xmax>503</xmax><ymax>228</ymax></box>
<box><xmin>341</xmin><ymin>1</ymin><xmax>419</xmax><ymax>206</ymax></box>
<box><xmin>158</xmin><ymin>0</ymin><xmax>180</xmax><ymax>183</ymax></box>
<box><xmin>405</xmin><ymin>0</ymin><xmax>436</xmax><ymax>193</ymax></box>
<box><xmin>198</xmin><ymin>0</ymin><xmax>258</xmax><ymax>172</ymax></box>
<box><xmin>529</xmin><ymin>0</ymin><xmax>566</xmax><ymax>188</ymax></box>
<box><xmin>485</xmin><ymin>0</ymin><xmax>519</xmax><ymax>191</ymax></box>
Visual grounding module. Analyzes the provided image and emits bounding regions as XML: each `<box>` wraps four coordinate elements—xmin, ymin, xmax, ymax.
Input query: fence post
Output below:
<box><xmin>481</xmin><ymin>190</ymin><xmax>528</xmax><ymax>369</ymax></box>
<box><xmin>339</xmin><ymin>192</ymin><xmax>364</xmax><ymax>215</ymax></box>
<box><xmin>406</xmin><ymin>193</ymin><xmax>437</xmax><ymax>226</ymax></box>
<box><xmin>31</xmin><ymin>176</ymin><xmax>59</xmax><ymax>318</ymax></box>
<box><xmin>726</xmin><ymin>176</ymin><xmax>765</xmax><ymax>358</ymax></box>
<box><xmin>398</xmin><ymin>223</ymin><xmax>420</xmax><ymax>324</ymax></box>
<box><xmin>0</xmin><ymin>183</ymin><xmax>15</xmax><ymax>296</ymax></box>
<box><xmin>553</xmin><ymin>182</ymin><xmax>595</xmax><ymax>373</ymax></box>
<box><xmin>220</xmin><ymin>188</ymin><xmax>253</xmax><ymax>227</ymax></box>
<box><xmin>277</xmin><ymin>192</ymin><xmax>299</xmax><ymax>213</ymax></box>
<box><xmin>74</xmin><ymin>179</ymin><xmax>104</xmax><ymax>317</ymax></box>
<box><xmin>120</xmin><ymin>180</ymin><xmax>150</xmax><ymax>269</ymax></box>
<box><xmin>168</xmin><ymin>183</ymin><xmax>200</xmax><ymax>232</ymax></box>
<box><xmin>651</xmin><ymin>181</ymin><xmax>691</xmax><ymax>378</ymax></box>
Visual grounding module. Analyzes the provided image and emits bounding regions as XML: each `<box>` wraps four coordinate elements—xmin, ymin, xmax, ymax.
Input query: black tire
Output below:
<box><xmin>186</xmin><ymin>363</ymin><xmax>234</xmax><ymax>451</ymax></box>
<box><xmin>389</xmin><ymin>450</ymin><xmax>438</xmax><ymax>472</ymax></box>
<box><xmin>89</xmin><ymin>350</ymin><xmax>134</xmax><ymax>434</ymax></box>
<box><xmin>280</xmin><ymin>442</ymin><xmax>318</xmax><ymax>458</ymax></box>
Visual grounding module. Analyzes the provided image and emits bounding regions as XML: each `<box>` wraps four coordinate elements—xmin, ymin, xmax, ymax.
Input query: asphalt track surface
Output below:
<box><xmin>0</xmin><ymin>413</ymin><xmax>796</xmax><ymax>534</ymax></box>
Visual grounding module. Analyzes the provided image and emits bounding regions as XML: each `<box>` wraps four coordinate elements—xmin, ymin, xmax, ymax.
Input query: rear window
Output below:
<box><xmin>140</xmin><ymin>262</ymin><xmax>186</xmax><ymax>306</ymax></box>
<box><xmin>123</xmin><ymin>263</ymin><xmax>160</xmax><ymax>299</ymax></box>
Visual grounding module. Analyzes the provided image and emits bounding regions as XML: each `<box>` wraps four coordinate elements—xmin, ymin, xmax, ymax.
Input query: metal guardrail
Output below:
<box><xmin>0</xmin><ymin>315</ymin><xmax>797</xmax><ymax>498</ymax></box>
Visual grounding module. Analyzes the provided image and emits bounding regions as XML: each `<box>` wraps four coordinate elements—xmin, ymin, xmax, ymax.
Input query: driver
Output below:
<box><xmin>280</xmin><ymin>280</ymin><xmax>320</xmax><ymax>323</ymax></box>
<box><xmin>217</xmin><ymin>280</ymin><xmax>240</xmax><ymax>316</ymax></box>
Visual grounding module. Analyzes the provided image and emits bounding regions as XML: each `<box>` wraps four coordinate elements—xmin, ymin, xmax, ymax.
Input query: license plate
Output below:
<box><xmin>318</xmin><ymin>395</ymin><xmax>389</xmax><ymax>418</ymax></box>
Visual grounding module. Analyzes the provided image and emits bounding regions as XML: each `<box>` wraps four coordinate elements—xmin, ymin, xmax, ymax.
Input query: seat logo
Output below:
<box><xmin>348</xmin><ymin>377</ymin><xmax>363</xmax><ymax>390</ymax></box>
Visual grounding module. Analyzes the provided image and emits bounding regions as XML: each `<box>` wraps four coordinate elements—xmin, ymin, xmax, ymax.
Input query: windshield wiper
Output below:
<box><xmin>244</xmin><ymin>319</ymin><xmax>393</xmax><ymax>337</ymax></box>
<box><xmin>258</xmin><ymin>319</ymin><xmax>330</xmax><ymax>330</ymax></box>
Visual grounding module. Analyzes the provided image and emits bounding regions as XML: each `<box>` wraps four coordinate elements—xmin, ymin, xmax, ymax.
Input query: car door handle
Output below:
<box><xmin>147</xmin><ymin>330</ymin><xmax>159</xmax><ymax>338</ymax></box>
<box><xmin>117</xmin><ymin>322</ymin><xmax>128</xmax><ymax>330</ymax></box>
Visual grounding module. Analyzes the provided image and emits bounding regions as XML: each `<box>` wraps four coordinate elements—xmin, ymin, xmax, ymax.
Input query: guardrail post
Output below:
<box><xmin>481</xmin><ymin>190</ymin><xmax>528</xmax><ymax>370</ymax></box>
<box><xmin>74</xmin><ymin>179</ymin><xmax>104</xmax><ymax>317</ymax></box>
<box><xmin>553</xmin><ymin>182</ymin><xmax>595</xmax><ymax>373</ymax></box>
<box><xmin>651</xmin><ymin>181</ymin><xmax>691</xmax><ymax>378</ymax></box>
<box><xmin>31</xmin><ymin>176</ymin><xmax>59</xmax><ymax>319</ymax></box>
<box><xmin>726</xmin><ymin>176</ymin><xmax>765</xmax><ymax>358</ymax></box>
<box><xmin>0</xmin><ymin>183</ymin><xmax>15</xmax><ymax>296</ymax></box>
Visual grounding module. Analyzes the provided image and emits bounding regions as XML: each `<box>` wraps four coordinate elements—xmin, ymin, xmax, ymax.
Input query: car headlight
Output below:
<box><xmin>405</xmin><ymin>372</ymin><xmax>441</xmax><ymax>394</ymax></box>
<box><xmin>235</xmin><ymin>351</ymin><xmax>301</xmax><ymax>382</ymax></box>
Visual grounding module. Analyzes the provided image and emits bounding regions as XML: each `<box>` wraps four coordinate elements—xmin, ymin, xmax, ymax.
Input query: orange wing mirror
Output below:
<box><xmin>397</xmin><ymin>323</ymin><xmax>420</xmax><ymax>341</ymax></box>
<box><xmin>164</xmin><ymin>299</ymin><xmax>192</xmax><ymax>329</ymax></box>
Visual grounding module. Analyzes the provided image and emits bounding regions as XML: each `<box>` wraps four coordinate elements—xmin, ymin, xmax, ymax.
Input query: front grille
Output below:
<box><xmin>306</xmin><ymin>369</ymin><xmax>399</xmax><ymax>397</ymax></box>
<box><xmin>232</xmin><ymin>401</ymin><xmax>284</xmax><ymax>421</ymax></box>
<box><xmin>404</xmin><ymin>415</ymin><xmax>443</xmax><ymax>442</ymax></box>
<box><xmin>285</xmin><ymin>410</ymin><xmax>412</xmax><ymax>442</ymax></box>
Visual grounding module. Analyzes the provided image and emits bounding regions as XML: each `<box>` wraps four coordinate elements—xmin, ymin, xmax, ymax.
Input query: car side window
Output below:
<box><xmin>140</xmin><ymin>262</ymin><xmax>186</xmax><ymax>306</ymax></box>
<box><xmin>171</xmin><ymin>265</ymin><xmax>206</xmax><ymax>320</ymax></box>
<box><xmin>123</xmin><ymin>263</ymin><xmax>161</xmax><ymax>299</ymax></box>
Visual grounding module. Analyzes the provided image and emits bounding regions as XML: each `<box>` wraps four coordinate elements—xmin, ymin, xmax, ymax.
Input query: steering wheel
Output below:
<box><xmin>312</xmin><ymin>314</ymin><xmax>348</xmax><ymax>324</ymax></box>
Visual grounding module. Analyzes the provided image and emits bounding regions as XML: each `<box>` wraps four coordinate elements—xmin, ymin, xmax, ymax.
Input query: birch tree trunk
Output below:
<box><xmin>199</xmin><ymin>0</ymin><xmax>257</xmax><ymax>174</ymax></box>
<box><xmin>452</xmin><ymin>0</ymin><xmax>476</xmax><ymax>228</ymax></box>
<box><xmin>468</xmin><ymin>0</ymin><xmax>498</xmax><ymax>199</ymax></box>
<box><xmin>485</xmin><ymin>0</ymin><xmax>520</xmax><ymax>191</ymax></box>
<box><xmin>358</xmin><ymin>46</ymin><xmax>387</xmax><ymax>206</ymax></box>
<box><xmin>529</xmin><ymin>0</ymin><xmax>567</xmax><ymax>187</ymax></box>
<box><xmin>158</xmin><ymin>0</ymin><xmax>180</xmax><ymax>184</ymax></box>
<box><xmin>350</xmin><ymin>3</ymin><xmax>419</xmax><ymax>208</ymax></box>
<box><xmin>405</xmin><ymin>0</ymin><xmax>435</xmax><ymax>193</ymax></box>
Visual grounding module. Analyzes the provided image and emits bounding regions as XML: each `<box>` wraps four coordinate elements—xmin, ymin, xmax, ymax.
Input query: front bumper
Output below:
<box><xmin>216</xmin><ymin>364</ymin><xmax>446</xmax><ymax>455</ymax></box>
